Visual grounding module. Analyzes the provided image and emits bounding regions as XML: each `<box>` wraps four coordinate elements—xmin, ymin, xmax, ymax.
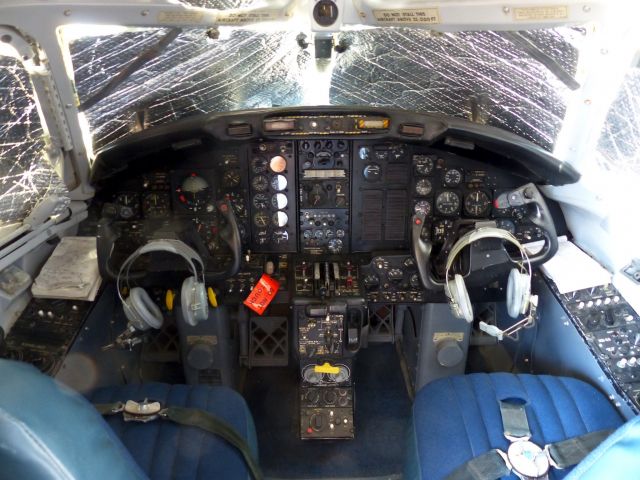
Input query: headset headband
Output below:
<box><xmin>444</xmin><ymin>226</ymin><xmax>532</xmax><ymax>299</ymax></box>
<box><xmin>117</xmin><ymin>239</ymin><xmax>205</xmax><ymax>304</ymax></box>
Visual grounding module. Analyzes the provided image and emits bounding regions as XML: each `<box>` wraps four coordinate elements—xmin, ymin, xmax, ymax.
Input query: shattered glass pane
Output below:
<box><xmin>69</xmin><ymin>25</ymin><xmax>584</xmax><ymax>153</ymax></box>
<box><xmin>331</xmin><ymin>28</ymin><xmax>583</xmax><ymax>151</ymax></box>
<box><xmin>597</xmin><ymin>68</ymin><xmax>640</xmax><ymax>175</ymax></box>
<box><xmin>0</xmin><ymin>56</ymin><xmax>69</xmax><ymax>227</ymax></box>
<box><xmin>70</xmin><ymin>28</ymin><xmax>309</xmax><ymax>152</ymax></box>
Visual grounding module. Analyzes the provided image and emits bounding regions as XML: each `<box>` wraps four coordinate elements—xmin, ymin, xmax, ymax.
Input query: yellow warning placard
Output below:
<box><xmin>216</xmin><ymin>10</ymin><xmax>281</xmax><ymax>25</ymax></box>
<box><xmin>373</xmin><ymin>8</ymin><xmax>440</xmax><ymax>25</ymax></box>
<box><xmin>513</xmin><ymin>5</ymin><xmax>569</xmax><ymax>21</ymax></box>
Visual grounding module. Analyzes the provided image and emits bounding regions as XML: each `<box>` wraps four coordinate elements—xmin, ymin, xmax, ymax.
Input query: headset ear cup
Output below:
<box><xmin>181</xmin><ymin>276</ymin><xmax>209</xmax><ymax>327</ymax></box>
<box><xmin>454</xmin><ymin>274</ymin><xmax>474</xmax><ymax>323</ymax></box>
<box><xmin>126</xmin><ymin>287</ymin><xmax>164</xmax><ymax>330</ymax></box>
<box><xmin>507</xmin><ymin>269</ymin><xmax>531</xmax><ymax>318</ymax></box>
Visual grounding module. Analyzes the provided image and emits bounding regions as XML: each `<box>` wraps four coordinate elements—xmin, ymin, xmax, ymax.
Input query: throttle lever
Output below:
<box><xmin>411</xmin><ymin>213</ymin><xmax>434</xmax><ymax>289</ymax></box>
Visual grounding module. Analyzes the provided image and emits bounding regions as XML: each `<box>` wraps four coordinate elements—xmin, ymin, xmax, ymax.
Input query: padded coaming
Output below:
<box><xmin>405</xmin><ymin>373</ymin><xmax>624</xmax><ymax>480</ymax></box>
<box><xmin>90</xmin><ymin>383</ymin><xmax>257</xmax><ymax>480</ymax></box>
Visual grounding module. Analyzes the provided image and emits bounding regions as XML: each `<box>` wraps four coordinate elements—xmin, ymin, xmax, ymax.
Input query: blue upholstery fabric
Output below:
<box><xmin>0</xmin><ymin>359</ymin><xmax>146</xmax><ymax>480</ymax></box>
<box><xmin>405</xmin><ymin>373</ymin><xmax>624</xmax><ymax>480</ymax></box>
<box><xmin>566</xmin><ymin>415</ymin><xmax>640</xmax><ymax>480</ymax></box>
<box><xmin>89</xmin><ymin>383</ymin><xmax>258</xmax><ymax>480</ymax></box>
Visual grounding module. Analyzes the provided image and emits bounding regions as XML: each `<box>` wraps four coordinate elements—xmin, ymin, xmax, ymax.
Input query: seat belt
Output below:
<box><xmin>95</xmin><ymin>400</ymin><xmax>263</xmax><ymax>480</ymax></box>
<box><xmin>446</xmin><ymin>400</ymin><xmax>613</xmax><ymax>480</ymax></box>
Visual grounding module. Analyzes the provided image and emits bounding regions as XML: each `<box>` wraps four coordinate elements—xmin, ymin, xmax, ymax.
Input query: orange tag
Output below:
<box><xmin>243</xmin><ymin>274</ymin><xmax>280</xmax><ymax>315</ymax></box>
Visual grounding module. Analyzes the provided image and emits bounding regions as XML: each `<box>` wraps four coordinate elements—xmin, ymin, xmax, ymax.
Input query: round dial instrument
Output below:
<box><xmin>253</xmin><ymin>211</ymin><xmax>269</xmax><ymax>227</ymax></box>
<box><xmin>251</xmin><ymin>157</ymin><xmax>268</xmax><ymax>174</ymax></box>
<box><xmin>223</xmin><ymin>169</ymin><xmax>240</xmax><ymax>187</ymax></box>
<box><xmin>464</xmin><ymin>191</ymin><xmax>491</xmax><ymax>216</ymax></box>
<box><xmin>496</xmin><ymin>219</ymin><xmax>516</xmax><ymax>234</ymax></box>
<box><xmin>413</xmin><ymin>155</ymin><xmax>434</xmax><ymax>175</ymax></box>
<box><xmin>363</xmin><ymin>163</ymin><xmax>381</xmax><ymax>181</ymax></box>
<box><xmin>271</xmin><ymin>193</ymin><xmax>288</xmax><ymax>209</ymax></box>
<box><xmin>115</xmin><ymin>192</ymin><xmax>139</xmax><ymax>219</ymax></box>
<box><xmin>435</xmin><ymin>191</ymin><xmax>461</xmax><ymax>215</ymax></box>
<box><xmin>269</xmin><ymin>155</ymin><xmax>287</xmax><ymax>173</ymax></box>
<box><xmin>251</xmin><ymin>175</ymin><xmax>268</xmax><ymax>192</ymax></box>
<box><xmin>444</xmin><ymin>168</ymin><xmax>463</xmax><ymax>186</ymax></box>
<box><xmin>270</xmin><ymin>174</ymin><xmax>287</xmax><ymax>191</ymax></box>
<box><xmin>415</xmin><ymin>178</ymin><xmax>433</xmax><ymax>196</ymax></box>
<box><xmin>142</xmin><ymin>192</ymin><xmax>170</xmax><ymax>218</ymax></box>
<box><xmin>273</xmin><ymin>211</ymin><xmax>288</xmax><ymax>227</ymax></box>
<box><xmin>414</xmin><ymin>200</ymin><xmax>432</xmax><ymax>216</ymax></box>
<box><xmin>176</xmin><ymin>174</ymin><xmax>212</xmax><ymax>213</ymax></box>
<box><xmin>253</xmin><ymin>194</ymin><xmax>268</xmax><ymax>209</ymax></box>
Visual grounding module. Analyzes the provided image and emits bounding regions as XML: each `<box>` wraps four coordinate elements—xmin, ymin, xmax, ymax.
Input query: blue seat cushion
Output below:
<box><xmin>405</xmin><ymin>373</ymin><xmax>624</xmax><ymax>480</ymax></box>
<box><xmin>89</xmin><ymin>383</ymin><xmax>258</xmax><ymax>480</ymax></box>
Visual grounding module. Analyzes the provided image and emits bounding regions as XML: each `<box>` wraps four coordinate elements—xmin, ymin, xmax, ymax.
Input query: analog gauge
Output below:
<box><xmin>307</xmin><ymin>183</ymin><xmax>327</xmax><ymax>207</ymax></box>
<box><xmin>444</xmin><ymin>168</ymin><xmax>463</xmax><ymax>187</ymax></box>
<box><xmin>363</xmin><ymin>163</ymin><xmax>381</xmax><ymax>182</ymax></box>
<box><xmin>115</xmin><ymin>193</ymin><xmax>139</xmax><ymax>219</ymax></box>
<box><xmin>327</xmin><ymin>238</ymin><xmax>343</xmax><ymax>254</ymax></box>
<box><xmin>415</xmin><ymin>178</ymin><xmax>433</xmax><ymax>196</ymax></box>
<box><xmin>223</xmin><ymin>169</ymin><xmax>241</xmax><ymax>188</ymax></box>
<box><xmin>414</xmin><ymin>154</ymin><xmax>434</xmax><ymax>175</ymax></box>
<box><xmin>336</xmin><ymin>229</ymin><xmax>345</xmax><ymax>238</ymax></box>
<box><xmin>269</xmin><ymin>155</ymin><xmax>287</xmax><ymax>173</ymax></box>
<box><xmin>142</xmin><ymin>192</ymin><xmax>170</xmax><ymax>218</ymax></box>
<box><xmin>255</xmin><ymin>230</ymin><xmax>268</xmax><ymax>245</ymax></box>
<box><xmin>435</xmin><ymin>191</ymin><xmax>461</xmax><ymax>215</ymax></box>
<box><xmin>314</xmin><ymin>230</ymin><xmax>324</xmax><ymax>239</ymax></box>
<box><xmin>253</xmin><ymin>211</ymin><xmax>269</xmax><ymax>228</ymax></box>
<box><xmin>270</xmin><ymin>174</ymin><xmax>287</xmax><ymax>191</ymax></box>
<box><xmin>273</xmin><ymin>211</ymin><xmax>288</xmax><ymax>227</ymax></box>
<box><xmin>496</xmin><ymin>219</ymin><xmax>516</xmax><ymax>235</ymax></box>
<box><xmin>358</xmin><ymin>147</ymin><xmax>371</xmax><ymax>160</ymax></box>
<box><xmin>414</xmin><ymin>200</ymin><xmax>432</xmax><ymax>216</ymax></box>
<box><xmin>251</xmin><ymin>175</ymin><xmax>269</xmax><ymax>192</ymax></box>
<box><xmin>272</xmin><ymin>229</ymin><xmax>289</xmax><ymax>244</ymax></box>
<box><xmin>464</xmin><ymin>191</ymin><xmax>491</xmax><ymax>216</ymax></box>
<box><xmin>251</xmin><ymin>157</ymin><xmax>268</xmax><ymax>174</ymax></box>
<box><xmin>176</xmin><ymin>174</ymin><xmax>212</xmax><ymax>213</ymax></box>
<box><xmin>271</xmin><ymin>193</ymin><xmax>288</xmax><ymax>209</ymax></box>
<box><xmin>253</xmin><ymin>194</ymin><xmax>269</xmax><ymax>209</ymax></box>
<box><xmin>224</xmin><ymin>192</ymin><xmax>246</xmax><ymax>217</ymax></box>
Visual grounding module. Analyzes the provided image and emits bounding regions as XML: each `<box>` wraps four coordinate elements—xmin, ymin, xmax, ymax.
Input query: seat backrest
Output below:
<box><xmin>566</xmin><ymin>415</ymin><xmax>640</xmax><ymax>480</ymax></box>
<box><xmin>0</xmin><ymin>359</ymin><xmax>147</xmax><ymax>480</ymax></box>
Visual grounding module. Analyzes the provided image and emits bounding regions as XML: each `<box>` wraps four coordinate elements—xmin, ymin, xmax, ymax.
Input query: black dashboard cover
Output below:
<box><xmin>91</xmin><ymin>106</ymin><xmax>580</xmax><ymax>186</ymax></box>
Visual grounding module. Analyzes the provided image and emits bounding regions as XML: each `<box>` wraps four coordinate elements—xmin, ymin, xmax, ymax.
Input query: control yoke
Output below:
<box><xmin>411</xmin><ymin>183</ymin><xmax>558</xmax><ymax>289</ymax></box>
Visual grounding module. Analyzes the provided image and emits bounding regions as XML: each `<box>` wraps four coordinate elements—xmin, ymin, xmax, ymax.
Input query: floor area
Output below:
<box><xmin>243</xmin><ymin>343</ymin><xmax>412</xmax><ymax>479</ymax></box>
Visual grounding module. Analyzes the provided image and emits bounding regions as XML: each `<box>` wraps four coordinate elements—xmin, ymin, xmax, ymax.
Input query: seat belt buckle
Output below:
<box><xmin>506</xmin><ymin>440</ymin><xmax>550</xmax><ymax>480</ymax></box>
<box><xmin>122</xmin><ymin>399</ymin><xmax>164</xmax><ymax>423</ymax></box>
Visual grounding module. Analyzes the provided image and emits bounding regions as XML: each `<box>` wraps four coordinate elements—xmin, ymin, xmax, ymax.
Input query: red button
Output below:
<box><xmin>307</xmin><ymin>427</ymin><xmax>313</xmax><ymax>434</ymax></box>
<box><xmin>414</xmin><ymin>218</ymin><xmax>422</xmax><ymax>225</ymax></box>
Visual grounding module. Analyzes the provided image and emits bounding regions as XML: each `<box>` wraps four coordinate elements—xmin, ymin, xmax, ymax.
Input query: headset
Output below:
<box><xmin>117</xmin><ymin>239</ymin><xmax>209</xmax><ymax>329</ymax></box>
<box><xmin>444</xmin><ymin>227</ymin><xmax>532</xmax><ymax>323</ymax></box>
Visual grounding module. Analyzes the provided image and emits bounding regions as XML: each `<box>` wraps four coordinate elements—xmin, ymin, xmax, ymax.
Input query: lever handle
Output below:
<box><xmin>211</xmin><ymin>199</ymin><xmax>242</xmax><ymax>280</ymax></box>
<box><xmin>411</xmin><ymin>213</ymin><xmax>434</xmax><ymax>289</ymax></box>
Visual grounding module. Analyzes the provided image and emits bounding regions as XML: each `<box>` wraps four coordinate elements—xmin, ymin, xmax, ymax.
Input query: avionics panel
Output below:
<box><xmin>298</xmin><ymin>140</ymin><xmax>350</xmax><ymax>254</ymax></box>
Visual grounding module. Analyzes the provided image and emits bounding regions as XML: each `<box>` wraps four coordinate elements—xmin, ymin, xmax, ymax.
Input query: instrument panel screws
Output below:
<box><xmin>583</xmin><ymin>5</ymin><xmax>591</xmax><ymax>12</ymax></box>
<box><xmin>502</xmin><ymin>6</ymin><xmax>510</xmax><ymax>14</ymax></box>
<box><xmin>141</xmin><ymin>10</ymin><xmax>149</xmax><ymax>16</ymax></box>
<box><xmin>63</xmin><ymin>9</ymin><xmax>72</xmax><ymax>16</ymax></box>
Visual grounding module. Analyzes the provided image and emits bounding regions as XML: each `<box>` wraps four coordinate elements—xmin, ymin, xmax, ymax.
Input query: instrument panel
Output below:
<box><xmin>101</xmin><ymin>139</ymin><xmax>547</xmax><ymax>263</ymax></box>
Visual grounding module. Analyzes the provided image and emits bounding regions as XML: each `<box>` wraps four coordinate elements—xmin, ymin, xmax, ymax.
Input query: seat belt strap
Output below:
<box><xmin>546</xmin><ymin>429</ymin><xmax>614</xmax><ymax>469</ymax></box>
<box><xmin>94</xmin><ymin>402</ymin><xmax>263</xmax><ymax>480</ymax></box>
<box><xmin>446</xmin><ymin>450</ymin><xmax>511</xmax><ymax>480</ymax></box>
<box><xmin>499</xmin><ymin>400</ymin><xmax>531</xmax><ymax>439</ymax></box>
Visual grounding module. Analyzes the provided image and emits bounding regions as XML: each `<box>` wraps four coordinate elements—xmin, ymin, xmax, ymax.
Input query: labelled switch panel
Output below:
<box><xmin>560</xmin><ymin>284</ymin><xmax>640</xmax><ymax>409</ymax></box>
<box><xmin>300</xmin><ymin>386</ymin><xmax>354</xmax><ymax>439</ymax></box>
<box><xmin>298</xmin><ymin>307</ymin><xmax>345</xmax><ymax>358</ymax></box>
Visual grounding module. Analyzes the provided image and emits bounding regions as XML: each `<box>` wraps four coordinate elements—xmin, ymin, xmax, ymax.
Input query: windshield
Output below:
<box><xmin>65</xmin><ymin>25</ymin><xmax>586</xmax><ymax>154</ymax></box>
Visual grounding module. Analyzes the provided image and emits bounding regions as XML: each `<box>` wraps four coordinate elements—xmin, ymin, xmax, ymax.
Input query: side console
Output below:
<box><xmin>559</xmin><ymin>284</ymin><xmax>640</xmax><ymax>409</ymax></box>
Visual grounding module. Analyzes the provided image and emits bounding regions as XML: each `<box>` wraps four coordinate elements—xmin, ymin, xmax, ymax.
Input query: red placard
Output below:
<box><xmin>243</xmin><ymin>274</ymin><xmax>280</xmax><ymax>315</ymax></box>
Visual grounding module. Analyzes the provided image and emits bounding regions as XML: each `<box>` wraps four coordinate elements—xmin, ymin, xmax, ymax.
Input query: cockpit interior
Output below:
<box><xmin>0</xmin><ymin>1</ymin><xmax>639</xmax><ymax>480</ymax></box>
